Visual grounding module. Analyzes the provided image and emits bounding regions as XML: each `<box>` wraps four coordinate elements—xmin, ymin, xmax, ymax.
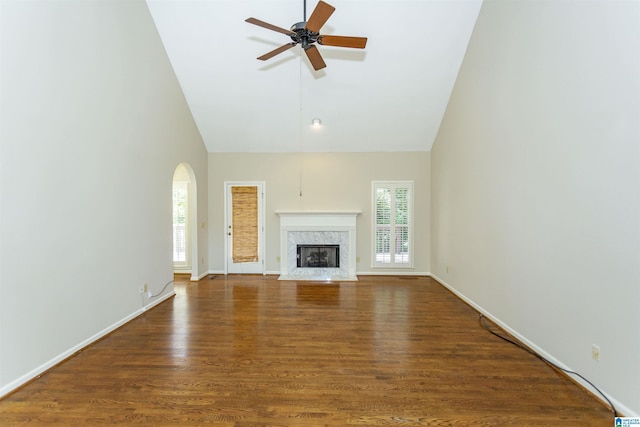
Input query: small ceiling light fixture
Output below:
<box><xmin>311</xmin><ymin>118</ymin><xmax>322</xmax><ymax>127</ymax></box>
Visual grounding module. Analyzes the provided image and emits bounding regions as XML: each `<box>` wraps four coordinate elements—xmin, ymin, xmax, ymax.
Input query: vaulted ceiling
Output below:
<box><xmin>147</xmin><ymin>0</ymin><xmax>482</xmax><ymax>153</ymax></box>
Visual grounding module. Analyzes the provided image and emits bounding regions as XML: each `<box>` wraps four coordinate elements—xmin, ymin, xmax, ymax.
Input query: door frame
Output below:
<box><xmin>223</xmin><ymin>181</ymin><xmax>266</xmax><ymax>275</ymax></box>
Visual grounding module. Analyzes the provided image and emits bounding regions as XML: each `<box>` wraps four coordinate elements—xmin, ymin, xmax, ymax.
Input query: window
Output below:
<box><xmin>172</xmin><ymin>181</ymin><xmax>189</xmax><ymax>266</ymax></box>
<box><xmin>372</xmin><ymin>181</ymin><xmax>414</xmax><ymax>268</ymax></box>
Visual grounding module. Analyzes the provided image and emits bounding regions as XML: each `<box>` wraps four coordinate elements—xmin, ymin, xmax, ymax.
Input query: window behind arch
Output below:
<box><xmin>172</xmin><ymin>181</ymin><xmax>188</xmax><ymax>265</ymax></box>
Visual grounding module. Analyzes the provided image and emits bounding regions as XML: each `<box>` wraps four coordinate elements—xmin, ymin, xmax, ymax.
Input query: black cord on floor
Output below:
<box><xmin>478</xmin><ymin>314</ymin><xmax>618</xmax><ymax>417</ymax></box>
<box><xmin>149</xmin><ymin>280</ymin><xmax>175</xmax><ymax>298</ymax></box>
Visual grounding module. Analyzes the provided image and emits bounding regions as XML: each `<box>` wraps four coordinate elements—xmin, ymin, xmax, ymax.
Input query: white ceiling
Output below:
<box><xmin>147</xmin><ymin>0</ymin><xmax>482</xmax><ymax>153</ymax></box>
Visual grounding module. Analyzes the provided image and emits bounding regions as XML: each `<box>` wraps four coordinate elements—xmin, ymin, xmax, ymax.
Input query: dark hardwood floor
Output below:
<box><xmin>0</xmin><ymin>275</ymin><xmax>612</xmax><ymax>425</ymax></box>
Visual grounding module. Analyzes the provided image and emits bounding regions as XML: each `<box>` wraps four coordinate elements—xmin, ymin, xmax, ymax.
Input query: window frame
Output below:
<box><xmin>172</xmin><ymin>180</ymin><xmax>190</xmax><ymax>269</ymax></box>
<box><xmin>371</xmin><ymin>181</ymin><xmax>414</xmax><ymax>269</ymax></box>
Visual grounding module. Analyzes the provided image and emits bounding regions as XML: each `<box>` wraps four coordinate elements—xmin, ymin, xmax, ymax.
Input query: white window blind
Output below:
<box><xmin>172</xmin><ymin>182</ymin><xmax>188</xmax><ymax>265</ymax></box>
<box><xmin>372</xmin><ymin>181</ymin><xmax>414</xmax><ymax>268</ymax></box>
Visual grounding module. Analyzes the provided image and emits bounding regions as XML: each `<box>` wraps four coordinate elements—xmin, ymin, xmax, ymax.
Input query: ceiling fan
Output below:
<box><xmin>245</xmin><ymin>0</ymin><xmax>368</xmax><ymax>71</ymax></box>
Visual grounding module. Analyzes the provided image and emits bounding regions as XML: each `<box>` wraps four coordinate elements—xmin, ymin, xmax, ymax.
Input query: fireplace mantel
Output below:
<box><xmin>276</xmin><ymin>211</ymin><xmax>360</xmax><ymax>281</ymax></box>
<box><xmin>276</xmin><ymin>210</ymin><xmax>361</xmax><ymax>219</ymax></box>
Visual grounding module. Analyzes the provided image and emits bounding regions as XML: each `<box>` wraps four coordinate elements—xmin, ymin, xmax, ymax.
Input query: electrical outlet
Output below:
<box><xmin>143</xmin><ymin>283</ymin><xmax>148</xmax><ymax>293</ymax></box>
<box><xmin>592</xmin><ymin>344</ymin><xmax>600</xmax><ymax>361</ymax></box>
<box><xmin>276</xmin><ymin>256</ymin><xmax>280</xmax><ymax>262</ymax></box>
<box><xmin>446</xmin><ymin>266</ymin><xmax>449</xmax><ymax>273</ymax></box>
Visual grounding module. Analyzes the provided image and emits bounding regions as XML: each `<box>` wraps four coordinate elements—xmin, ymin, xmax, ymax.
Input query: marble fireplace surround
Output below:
<box><xmin>276</xmin><ymin>211</ymin><xmax>360</xmax><ymax>281</ymax></box>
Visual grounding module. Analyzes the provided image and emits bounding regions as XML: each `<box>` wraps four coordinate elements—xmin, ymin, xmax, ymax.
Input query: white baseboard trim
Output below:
<box><xmin>0</xmin><ymin>290</ymin><xmax>175</xmax><ymax>400</ymax></box>
<box><xmin>191</xmin><ymin>271</ymin><xmax>210</xmax><ymax>281</ymax></box>
<box><xmin>173</xmin><ymin>270</ymin><xmax>210</xmax><ymax>281</ymax></box>
<box><xmin>142</xmin><ymin>290</ymin><xmax>175</xmax><ymax>311</ymax></box>
<box><xmin>356</xmin><ymin>271</ymin><xmax>431</xmax><ymax>277</ymax></box>
<box><xmin>206</xmin><ymin>270</ymin><xmax>226</xmax><ymax>276</ymax></box>
<box><xmin>205</xmin><ymin>270</ymin><xmax>272</xmax><ymax>277</ymax></box>
<box><xmin>430</xmin><ymin>274</ymin><xmax>636</xmax><ymax>418</ymax></box>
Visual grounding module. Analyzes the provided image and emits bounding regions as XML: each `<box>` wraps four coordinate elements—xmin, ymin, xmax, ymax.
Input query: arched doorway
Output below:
<box><xmin>172</xmin><ymin>163</ymin><xmax>198</xmax><ymax>279</ymax></box>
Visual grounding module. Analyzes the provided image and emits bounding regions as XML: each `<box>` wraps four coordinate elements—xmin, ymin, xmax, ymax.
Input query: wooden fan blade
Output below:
<box><xmin>257</xmin><ymin>43</ymin><xmax>297</xmax><ymax>61</ymax></box>
<box><xmin>304</xmin><ymin>45</ymin><xmax>326</xmax><ymax>71</ymax></box>
<box><xmin>318</xmin><ymin>35</ymin><xmax>367</xmax><ymax>49</ymax></box>
<box><xmin>245</xmin><ymin>17</ymin><xmax>295</xmax><ymax>35</ymax></box>
<box><xmin>305</xmin><ymin>1</ymin><xmax>335</xmax><ymax>34</ymax></box>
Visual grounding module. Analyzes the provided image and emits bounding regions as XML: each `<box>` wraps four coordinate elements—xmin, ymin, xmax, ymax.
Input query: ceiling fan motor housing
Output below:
<box><xmin>290</xmin><ymin>22</ymin><xmax>318</xmax><ymax>48</ymax></box>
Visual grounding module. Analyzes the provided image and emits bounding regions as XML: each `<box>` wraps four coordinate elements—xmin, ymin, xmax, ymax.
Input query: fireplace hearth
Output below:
<box><xmin>297</xmin><ymin>244</ymin><xmax>340</xmax><ymax>268</ymax></box>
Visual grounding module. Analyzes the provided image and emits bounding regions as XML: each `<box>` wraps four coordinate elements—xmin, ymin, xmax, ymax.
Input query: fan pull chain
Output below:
<box><xmin>298</xmin><ymin>45</ymin><xmax>303</xmax><ymax>198</ymax></box>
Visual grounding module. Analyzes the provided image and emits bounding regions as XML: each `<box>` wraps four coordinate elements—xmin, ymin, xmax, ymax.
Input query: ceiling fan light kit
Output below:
<box><xmin>245</xmin><ymin>0</ymin><xmax>368</xmax><ymax>71</ymax></box>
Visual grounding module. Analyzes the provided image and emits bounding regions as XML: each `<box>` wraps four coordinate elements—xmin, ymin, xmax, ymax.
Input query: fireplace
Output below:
<box><xmin>276</xmin><ymin>211</ymin><xmax>360</xmax><ymax>281</ymax></box>
<box><xmin>297</xmin><ymin>244</ymin><xmax>340</xmax><ymax>268</ymax></box>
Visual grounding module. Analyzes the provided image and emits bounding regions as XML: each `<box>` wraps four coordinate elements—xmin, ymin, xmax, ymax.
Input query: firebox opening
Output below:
<box><xmin>297</xmin><ymin>244</ymin><xmax>340</xmax><ymax>268</ymax></box>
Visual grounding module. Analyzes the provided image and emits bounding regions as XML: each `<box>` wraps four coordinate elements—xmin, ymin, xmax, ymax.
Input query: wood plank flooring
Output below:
<box><xmin>0</xmin><ymin>275</ymin><xmax>613</xmax><ymax>425</ymax></box>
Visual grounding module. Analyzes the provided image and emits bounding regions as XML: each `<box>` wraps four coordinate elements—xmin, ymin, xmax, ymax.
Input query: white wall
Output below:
<box><xmin>0</xmin><ymin>0</ymin><xmax>208</xmax><ymax>395</ymax></box>
<box><xmin>431</xmin><ymin>0</ymin><xmax>640</xmax><ymax>416</ymax></box>
<box><xmin>208</xmin><ymin>152</ymin><xmax>430</xmax><ymax>275</ymax></box>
